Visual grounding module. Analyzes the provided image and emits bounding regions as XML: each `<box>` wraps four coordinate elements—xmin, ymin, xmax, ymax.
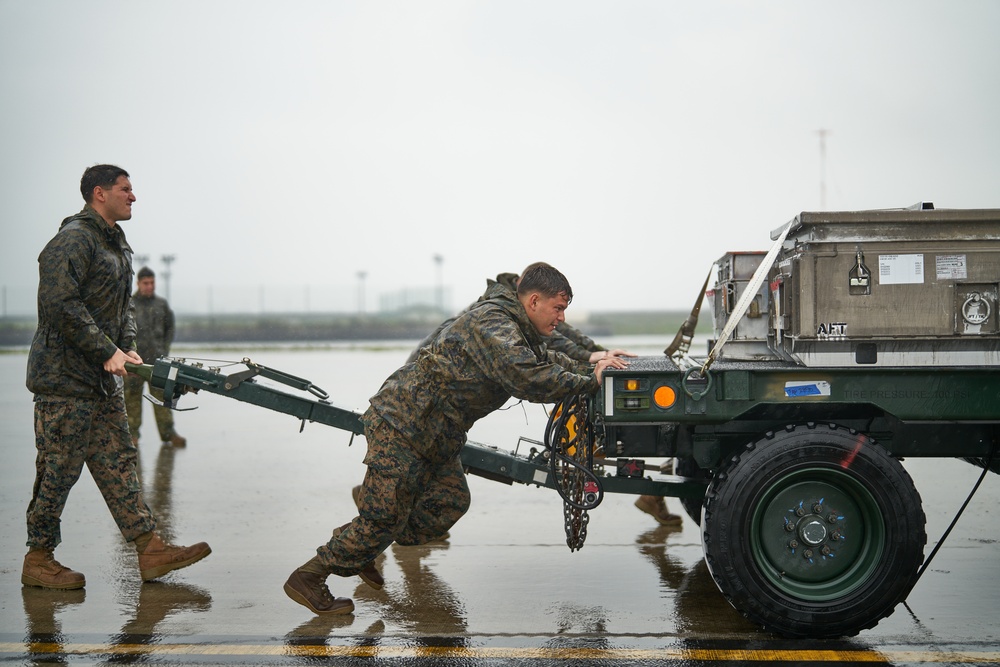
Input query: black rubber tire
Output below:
<box><xmin>701</xmin><ymin>423</ymin><xmax>926</xmax><ymax>638</ymax></box>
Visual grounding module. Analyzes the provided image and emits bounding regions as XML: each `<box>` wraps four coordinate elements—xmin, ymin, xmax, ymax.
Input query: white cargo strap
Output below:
<box><xmin>701</xmin><ymin>219</ymin><xmax>795</xmax><ymax>375</ymax></box>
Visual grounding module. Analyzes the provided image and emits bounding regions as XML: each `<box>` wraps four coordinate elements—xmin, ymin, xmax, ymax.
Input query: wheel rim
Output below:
<box><xmin>749</xmin><ymin>466</ymin><xmax>885</xmax><ymax>601</ymax></box>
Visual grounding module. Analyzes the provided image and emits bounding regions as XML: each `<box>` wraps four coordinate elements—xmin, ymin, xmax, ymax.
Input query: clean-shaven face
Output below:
<box><xmin>102</xmin><ymin>176</ymin><xmax>136</xmax><ymax>222</ymax></box>
<box><xmin>137</xmin><ymin>276</ymin><xmax>155</xmax><ymax>297</ymax></box>
<box><xmin>525</xmin><ymin>292</ymin><xmax>569</xmax><ymax>336</ymax></box>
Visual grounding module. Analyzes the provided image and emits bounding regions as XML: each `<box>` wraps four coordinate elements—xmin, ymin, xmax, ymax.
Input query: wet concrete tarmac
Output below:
<box><xmin>1</xmin><ymin>342</ymin><xmax>998</xmax><ymax>665</ymax></box>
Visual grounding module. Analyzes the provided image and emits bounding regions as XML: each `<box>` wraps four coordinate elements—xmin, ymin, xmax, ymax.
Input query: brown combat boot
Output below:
<box><xmin>168</xmin><ymin>434</ymin><xmax>187</xmax><ymax>448</ymax></box>
<box><xmin>22</xmin><ymin>549</ymin><xmax>86</xmax><ymax>590</ymax></box>
<box><xmin>137</xmin><ymin>533</ymin><xmax>211</xmax><ymax>581</ymax></box>
<box><xmin>634</xmin><ymin>495</ymin><xmax>683</xmax><ymax>526</ymax></box>
<box><xmin>284</xmin><ymin>569</ymin><xmax>354</xmax><ymax>615</ymax></box>
<box><xmin>331</xmin><ymin>523</ymin><xmax>383</xmax><ymax>590</ymax></box>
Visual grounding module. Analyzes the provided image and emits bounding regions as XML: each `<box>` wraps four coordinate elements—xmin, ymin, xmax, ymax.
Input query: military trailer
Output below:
<box><xmin>128</xmin><ymin>203</ymin><xmax>998</xmax><ymax>639</ymax></box>
<box><xmin>596</xmin><ymin>203</ymin><xmax>999</xmax><ymax>637</ymax></box>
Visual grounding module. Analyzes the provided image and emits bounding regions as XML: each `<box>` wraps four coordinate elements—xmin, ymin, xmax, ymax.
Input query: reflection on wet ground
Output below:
<box><xmin>20</xmin><ymin>586</ymin><xmax>85</xmax><ymax>667</ymax></box>
<box><xmin>634</xmin><ymin>525</ymin><xmax>759</xmax><ymax>636</ymax></box>
<box><xmin>2</xmin><ymin>347</ymin><xmax>999</xmax><ymax>665</ymax></box>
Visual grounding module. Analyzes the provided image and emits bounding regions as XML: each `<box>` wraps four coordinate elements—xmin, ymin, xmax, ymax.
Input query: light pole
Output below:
<box><xmin>132</xmin><ymin>255</ymin><xmax>149</xmax><ymax>295</ymax></box>
<box><xmin>161</xmin><ymin>254</ymin><xmax>176</xmax><ymax>302</ymax></box>
<box><xmin>357</xmin><ymin>271</ymin><xmax>367</xmax><ymax>314</ymax></box>
<box><xmin>433</xmin><ymin>254</ymin><xmax>443</xmax><ymax>313</ymax></box>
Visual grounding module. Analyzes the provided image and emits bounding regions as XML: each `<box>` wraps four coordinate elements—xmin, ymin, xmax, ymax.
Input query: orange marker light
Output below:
<box><xmin>654</xmin><ymin>385</ymin><xmax>677</xmax><ymax>408</ymax></box>
<box><xmin>625</xmin><ymin>378</ymin><xmax>640</xmax><ymax>391</ymax></box>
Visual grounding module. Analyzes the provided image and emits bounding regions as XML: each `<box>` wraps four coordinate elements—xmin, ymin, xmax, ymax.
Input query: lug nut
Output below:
<box><xmin>795</xmin><ymin>506</ymin><xmax>807</xmax><ymax>517</ymax></box>
<box><xmin>828</xmin><ymin>513</ymin><xmax>839</xmax><ymax>524</ymax></box>
<box><xmin>788</xmin><ymin>540</ymin><xmax>799</xmax><ymax>549</ymax></box>
<box><xmin>813</xmin><ymin>503</ymin><xmax>824</xmax><ymax>514</ymax></box>
<box><xmin>821</xmin><ymin>545</ymin><xmax>832</xmax><ymax>556</ymax></box>
<box><xmin>803</xmin><ymin>549</ymin><xmax>814</xmax><ymax>559</ymax></box>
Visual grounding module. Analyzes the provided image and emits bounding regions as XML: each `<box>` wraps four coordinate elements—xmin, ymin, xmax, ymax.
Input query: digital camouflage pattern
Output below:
<box><xmin>25</xmin><ymin>205</ymin><xmax>154</xmax><ymax>549</ymax></box>
<box><xmin>125</xmin><ymin>291</ymin><xmax>176</xmax><ymax>439</ymax></box>
<box><xmin>317</xmin><ymin>411</ymin><xmax>470</xmax><ymax>577</ymax></box>
<box><xmin>406</xmin><ymin>271</ymin><xmax>605</xmax><ymax>364</ymax></box>
<box><xmin>315</xmin><ymin>281</ymin><xmax>598</xmax><ymax>576</ymax></box>
<box><xmin>26</xmin><ymin>207</ymin><xmax>137</xmax><ymax>399</ymax></box>
<box><xmin>373</xmin><ymin>281</ymin><xmax>596</xmax><ymax>463</ymax></box>
<box><xmin>124</xmin><ymin>377</ymin><xmax>176</xmax><ymax>441</ymax></box>
<box><xmin>27</xmin><ymin>395</ymin><xmax>156</xmax><ymax>550</ymax></box>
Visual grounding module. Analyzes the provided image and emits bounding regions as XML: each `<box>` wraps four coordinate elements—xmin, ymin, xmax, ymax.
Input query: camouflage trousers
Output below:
<box><xmin>26</xmin><ymin>394</ymin><xmax>156</xmax><ymax>550</ymax></box>
<box><xmin>124</xmin><ymin>375</ymin><xmax>175</xmax><ymax>442</ymax></box>
<box><xmin>316</xmin><ymin>412</ymin><xmax>471</xmax><ymax>578</ymax></box>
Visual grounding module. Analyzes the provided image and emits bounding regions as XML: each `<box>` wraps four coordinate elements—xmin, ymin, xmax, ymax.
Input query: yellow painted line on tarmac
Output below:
<box><xmin>2</xmin><ymin>642</ymin><xmax>1000</xmax><ymax>662</ymax></box>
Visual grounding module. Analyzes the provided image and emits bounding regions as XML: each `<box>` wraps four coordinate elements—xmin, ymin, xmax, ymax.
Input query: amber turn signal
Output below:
<box><xmin>654</xmin><ymin>385</ymin><xmax>676</xmax><ymax>408</ymax></box>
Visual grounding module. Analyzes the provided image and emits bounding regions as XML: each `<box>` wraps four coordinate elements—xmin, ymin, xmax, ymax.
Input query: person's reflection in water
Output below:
<box><xmin>106</xmin><ymin>581</ymin><xmax>212</xmax><ymax>663</ymax></box>
<box><xmin>635</xmin><ymin>524</ymin><xmax>760</xmax><ymax>635</ymax></box>
<box><xmin>635</xmin><ymin>524</ymin><xmax>687</xmax><ymax>589</ymax></box>
<box><xmin>283</xmin><ymin>612</ymin><xmax>356</xmax><ymax>660</ymax></box>
<box><xmin>105</xmin><ymin>440</ymin><xmax>211</xmax><ymax>663</ymax></box>
<box><xmin>21</xmin><ymin>587</ymin><xmax>86</xmax><ymax>667</ymax></box>
<box><xmin>351</xmin><ymin>542</ymin><xmax>468</xmax><ymax>647</ymax></box>
<box><xmin>145</xmin><ymin>442</ymin><xmax>178</xmax><ymax>542</ymax></box>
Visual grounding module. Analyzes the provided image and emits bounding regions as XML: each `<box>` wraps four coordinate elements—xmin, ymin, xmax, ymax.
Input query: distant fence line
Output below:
<box><xmin>1</xmin><ymin>284</ymin><xmax>452</xmax><ymax>318</ymax></box>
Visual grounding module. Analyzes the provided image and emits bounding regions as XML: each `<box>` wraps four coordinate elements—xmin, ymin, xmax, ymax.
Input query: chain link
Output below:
<box><xmin>547</xmin><ymin>394</ymin><xmax>599</xmax><ymax>551</ymax></box>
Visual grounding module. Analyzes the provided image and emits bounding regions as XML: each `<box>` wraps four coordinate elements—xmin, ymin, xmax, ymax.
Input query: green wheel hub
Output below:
<box><xmin>750</xmin><ymin>468</ymin><xmax>885</xmax><ymax>601</ymax></box>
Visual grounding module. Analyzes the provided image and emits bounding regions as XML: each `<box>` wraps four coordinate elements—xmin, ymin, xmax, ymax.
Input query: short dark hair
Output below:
<box><xmin>516</xmin><ymin>262</ymin><xmax>573</xmax><ymax>302</ymax></box>
<box><xmin>137</xmin><ymin>266</ymin><xmax>155</xmax><ymax>280</ymax></box>
<box><xmin>81</xmin><ymin>164</ymin><xmax>129</xmax><ymax>203</ymax></box>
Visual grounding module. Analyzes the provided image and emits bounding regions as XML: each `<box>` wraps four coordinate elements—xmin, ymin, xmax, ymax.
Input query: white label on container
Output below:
<box><xmin>935</xmin><ymin>254</ymin><xmax>968</xmax><ymax>280</ymax></box>
<box><xmin>878</xmin><ymin>254</ymin><xmax>924</xmax><ymax>285</ymax></box>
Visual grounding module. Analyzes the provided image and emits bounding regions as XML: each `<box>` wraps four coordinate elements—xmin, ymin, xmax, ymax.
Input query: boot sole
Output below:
<box><xmin>283</xmin><ymin>582</ymin><xmax>355</xmax><ymax>615</ymax></box>
<box><xmin>21</xmin><ymin>574</ymin><xmax>86</xmax><ymax>590</ymax></box>
<box><xmin>140</xmin><ymin>546</ymin><xmax>212</xmax><ymax>581</ymax></box>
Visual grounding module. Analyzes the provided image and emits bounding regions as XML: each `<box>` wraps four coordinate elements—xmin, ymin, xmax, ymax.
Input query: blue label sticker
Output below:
<box><xmin>784</xmin><ymin>381</ymin><xmax>831</xmax><ymax>397</ymax></box>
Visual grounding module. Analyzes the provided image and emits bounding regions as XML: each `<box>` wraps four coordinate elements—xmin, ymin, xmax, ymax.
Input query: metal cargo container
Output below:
<box><xmin>705</xmin><ymin>250</ymin><xmax>771</xmax><ymax>360</ymax></box>
<box><xmin>768</xmin><ymin>205</ymin><xmax>1000</xmax><ymax>366</ymax></box>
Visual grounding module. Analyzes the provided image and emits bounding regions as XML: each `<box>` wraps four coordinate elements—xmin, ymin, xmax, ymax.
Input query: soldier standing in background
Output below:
<box><xmin>22</xmin><ymin>164</ymin><xmax>210</xmax><ymax>590</ymax></box>
<box><xmin>125</xmin><ymin>266</ymin><xmax>186</xmax><ymax>447</ymax></box>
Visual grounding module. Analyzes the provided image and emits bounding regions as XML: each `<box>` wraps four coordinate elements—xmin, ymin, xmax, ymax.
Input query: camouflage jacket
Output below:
<box><xmin>131</xmin><ymin>292</ymin><xmax>175</xmax><ymax>361</ymax></box>
<box><xmin>407</xmin><ymin>272</ymin><xmax>605</xmax><ymax>364</ymax></box>
<box><xmin>368</xmin><ymin>282</ymin><xmax>598</xmax><ymax>464</ymax></box>
<box><xmin>26</xmin><ymin>206</ymin><xmax>137</xmax><ymax>399</ymax></box>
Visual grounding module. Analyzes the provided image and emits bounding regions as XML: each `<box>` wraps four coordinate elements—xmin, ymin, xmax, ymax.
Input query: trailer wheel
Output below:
<box><xmin>701</xmin><ymin>423</ymin><xmax>926</xmax><ymax>638</ymax></box>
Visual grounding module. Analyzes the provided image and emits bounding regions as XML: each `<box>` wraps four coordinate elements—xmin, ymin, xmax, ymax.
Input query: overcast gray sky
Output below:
<box><xmin>2</xmin><ymin>1</ymin><xmax>997</xmax><ymax>317</ymax></box>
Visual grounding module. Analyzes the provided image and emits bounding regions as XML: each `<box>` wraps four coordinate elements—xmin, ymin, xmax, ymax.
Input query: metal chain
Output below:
<box><xmin>547</xmin><ymin>394</ymin><xmax>598</xmax><ymax>551</ymax></box>
<box><xmin>563</xmin><ymin>501</ymin><xmax>589</xmax><ymax>551</ymax></box>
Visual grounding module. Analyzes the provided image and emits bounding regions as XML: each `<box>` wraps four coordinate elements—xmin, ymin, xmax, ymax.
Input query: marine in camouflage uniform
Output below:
<box><xmin>124</xmin><ymin>266</ymin><xmax>183</xmax><ymax>445</ymax></box>
<box><xmin>283</xmin><ymin>262</ymin><xmax>629</xmax><ymax>615</ymax></box>
<box><xmin>22</xmin><ymin>165</ymin><xmax>210</xmax><ymax>590</ymax></box>
<box><xmin>401</xmin><ymin>269</ymin><xmax>684</xmax><ymax>524</ymax></box>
